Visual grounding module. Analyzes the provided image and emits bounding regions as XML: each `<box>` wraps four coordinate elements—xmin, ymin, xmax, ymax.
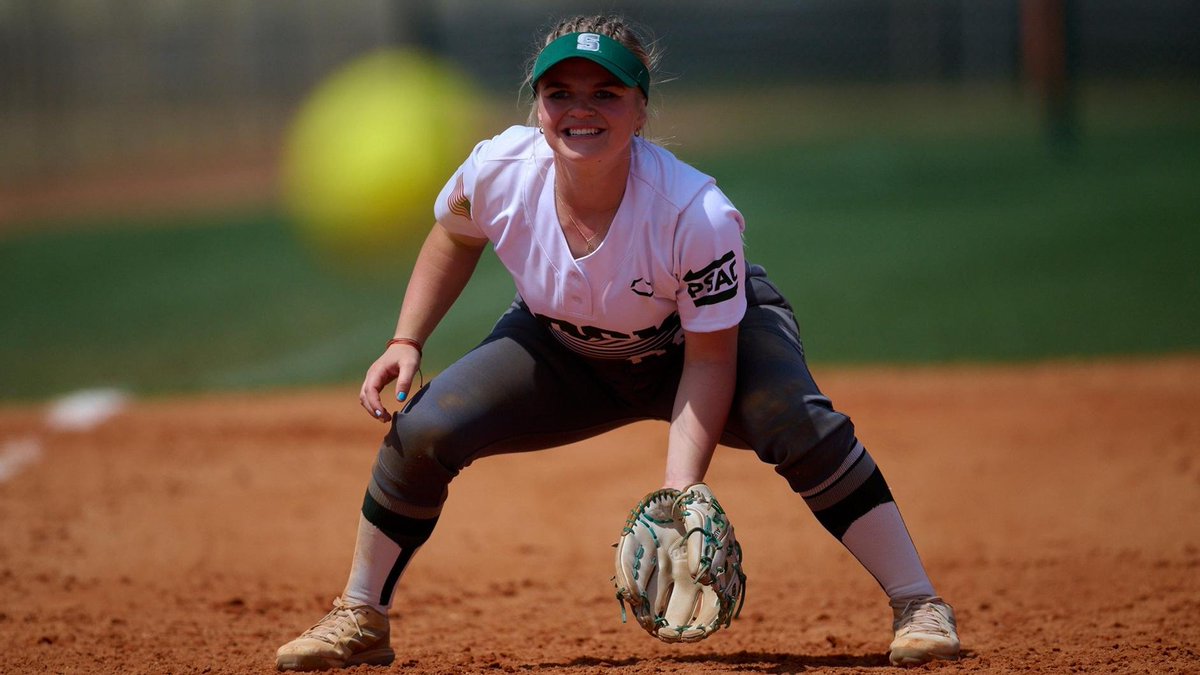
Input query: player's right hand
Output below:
<box><xmin>359</xmin><ymin>343</ymin><xmax>422</xmax><ymax>423</ymax></box>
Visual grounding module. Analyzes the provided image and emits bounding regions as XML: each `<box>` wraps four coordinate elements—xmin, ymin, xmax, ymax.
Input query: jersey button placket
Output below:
<box><xmin>564</xmin><ymin>267</ymin><xmax>592</xmax><ymax>317</ymax></box>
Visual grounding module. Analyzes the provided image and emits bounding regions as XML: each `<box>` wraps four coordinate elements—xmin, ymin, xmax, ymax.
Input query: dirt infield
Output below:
<box><xmin>1</xmin><ymin>357</ymin><xmax>1197</xmax><ymax>674</ymax></box>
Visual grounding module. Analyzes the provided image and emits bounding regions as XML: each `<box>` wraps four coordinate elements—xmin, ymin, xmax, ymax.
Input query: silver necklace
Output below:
<box><xmin>556</xmin><ymin>192</ymin><xmax>608</xmax><ymax>254</ymax></box>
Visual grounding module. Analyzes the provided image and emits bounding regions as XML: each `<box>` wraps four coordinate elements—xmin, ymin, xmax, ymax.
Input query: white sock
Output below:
<box><xmin>341</xmin><ymin>515</ymin><xmax>413</xmax><ymax>614</ymax></box>
<box><xmin>839</xmin><ymin>503</ymin><xmax>936</xmax><ymax>602</ymax></box>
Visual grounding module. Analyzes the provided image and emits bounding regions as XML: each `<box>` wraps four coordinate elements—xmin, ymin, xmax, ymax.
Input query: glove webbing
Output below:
<box><xmin>615</xmin><ymin>488</ymin><xmax>679</xmax><ymax>626</ymax></box>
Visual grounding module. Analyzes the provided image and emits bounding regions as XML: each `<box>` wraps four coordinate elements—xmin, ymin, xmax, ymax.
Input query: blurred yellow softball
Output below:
<box><xmin>282</xmin><ymin>49</ymin><xmax>480</xmax><ymax>261</ymax></box>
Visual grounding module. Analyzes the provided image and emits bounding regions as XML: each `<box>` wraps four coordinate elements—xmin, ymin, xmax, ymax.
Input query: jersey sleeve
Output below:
<box><xmin>674</xmin><ymin>184</ymin><xmax>748</xmax><ymax>333</ymax></box>
<box><xmin>433</xmin><ymin>138</ymin><xmax>489</xmax><ymax>239</ymax></box>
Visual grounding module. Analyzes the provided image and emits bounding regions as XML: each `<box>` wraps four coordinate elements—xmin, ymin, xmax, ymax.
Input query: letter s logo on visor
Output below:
<box><xmin>577</xmin><ymin>33</ymin><xmax>601</xmax><ymax>52</ymax></box>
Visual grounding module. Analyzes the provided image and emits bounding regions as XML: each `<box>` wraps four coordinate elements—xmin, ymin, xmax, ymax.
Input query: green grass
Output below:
<box><xmin>689</xmin><ymin>125</ymin><xmax>1200</xmax><ymax>363</ymax></box>
<box><xmin>0</xmin><ymin>214</ymin><xmax>515</xmax><ymax>399</ymax></box>
<box><xmin>2</xmin><ymin>111</ymin><xmax>1197</xmax><ymax>401</ymax></box>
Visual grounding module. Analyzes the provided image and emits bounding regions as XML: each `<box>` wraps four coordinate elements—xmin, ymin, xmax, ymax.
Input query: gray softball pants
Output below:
<box><xmin>363</xmin><ymin>265</ymin><xmax>893</xmax><ymax>554</ymax></box>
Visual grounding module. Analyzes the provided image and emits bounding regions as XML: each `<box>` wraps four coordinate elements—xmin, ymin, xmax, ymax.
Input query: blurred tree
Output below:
<box><xmin>1021</xmin><ymin>0</ymin><xmax>1078</xmax><ymax>153</ymax></box>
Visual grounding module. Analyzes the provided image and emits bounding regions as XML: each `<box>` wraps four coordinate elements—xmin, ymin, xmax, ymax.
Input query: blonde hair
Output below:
<box><xmin>523</xmin><ymin>15</ymin><xmax>661</xmax><ymax>126</ymax></box>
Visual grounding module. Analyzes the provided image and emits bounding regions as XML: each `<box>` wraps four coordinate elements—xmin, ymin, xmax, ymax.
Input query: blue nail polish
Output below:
<box><xmin>397</xmin><ymin>392</ymin><xmax>407</xmax><ymax>402</ymax></box>
<box><xmin>374</xmin><ymin>409</ymin><xmax>382</xmax><ymax>417</ymax></box>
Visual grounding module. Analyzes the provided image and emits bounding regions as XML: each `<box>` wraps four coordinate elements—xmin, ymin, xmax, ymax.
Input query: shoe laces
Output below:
<box><xmin>894</xmin><ymin>597</ymin><xmax>955</xmax><ymax>637</ymax></box>
<box><xmin>301</xmin><ymin>598</ymin><xmax>365</xmax><ymax>644</ymax></box>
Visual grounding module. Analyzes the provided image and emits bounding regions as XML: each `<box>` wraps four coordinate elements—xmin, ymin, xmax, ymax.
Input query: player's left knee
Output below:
<box><xmin>755</xmin><ymin>403</ymin><xmax>857</xmax><ymax>493</ymax></box>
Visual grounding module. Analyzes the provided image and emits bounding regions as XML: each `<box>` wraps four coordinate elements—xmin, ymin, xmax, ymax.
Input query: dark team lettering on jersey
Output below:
<box><xmin>534</xmin><ymin>311</ymin><xmax>683</xmax><ymax>363</ymax></box>
<box><xmin>683</xmin><ymin>250</ymin><xmax>739</xmax><ymax>307</ymax></box>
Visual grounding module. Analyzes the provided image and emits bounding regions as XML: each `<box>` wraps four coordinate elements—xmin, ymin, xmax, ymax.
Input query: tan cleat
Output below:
<box><xmin>888</xmin><ymin>596</ymin><xmax>960</xmax><ymax>666</ymax></box>
<box><xmin>276</xmin><ymin>597</ymin><xmax>394</xmax><ymax>671</ymax></box>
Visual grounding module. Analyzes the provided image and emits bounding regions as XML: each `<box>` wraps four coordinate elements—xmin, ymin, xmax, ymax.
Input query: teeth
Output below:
<box><xmin>567</xmin><ymin>128</ymin><xmax>601</xmax><ymax>136</ymax></box>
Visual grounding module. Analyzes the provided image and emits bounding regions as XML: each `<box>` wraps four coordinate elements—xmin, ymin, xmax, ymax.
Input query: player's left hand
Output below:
<box><xmin>613</xmin><ymin>483</ymin><xmax>746</xmax><ymax>643</ymax></box>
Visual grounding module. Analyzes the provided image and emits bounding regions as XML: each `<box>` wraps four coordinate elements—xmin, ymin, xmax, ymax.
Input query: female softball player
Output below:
<box><xmin>276</xmin><ymin>14</ymin><xmax>960</xmax><ymax>670</ymax></box>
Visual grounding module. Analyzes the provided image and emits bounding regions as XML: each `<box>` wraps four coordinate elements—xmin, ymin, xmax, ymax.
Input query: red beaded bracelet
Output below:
<box><xmin>386</xmin><ymin>337</ymin><xmax>423</xmax><ymax>357</ymax></box>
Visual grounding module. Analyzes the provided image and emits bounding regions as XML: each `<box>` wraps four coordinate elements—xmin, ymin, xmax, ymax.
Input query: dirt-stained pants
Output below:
<box><xmin>361</xmin><ymin>266</ymin><xmax>894</xmax><ymax>568</ymax></box>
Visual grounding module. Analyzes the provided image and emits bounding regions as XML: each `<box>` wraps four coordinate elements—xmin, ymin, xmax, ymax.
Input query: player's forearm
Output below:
<box><xmin>393</xmin><ymin>223</ymin><xmax>487</xmax><ymax>343</ymax></box>
<box><xmin>664</xmin><ymin>327</ymin><xmax>738</xmax><ymax>490</ymax></box>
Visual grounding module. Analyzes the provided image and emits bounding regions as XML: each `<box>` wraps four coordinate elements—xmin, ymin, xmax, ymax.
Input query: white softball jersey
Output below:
<box><xmin>434</xmin><ymin>125</ymin><xmax>746</xmax><ymax>364</ymax></box>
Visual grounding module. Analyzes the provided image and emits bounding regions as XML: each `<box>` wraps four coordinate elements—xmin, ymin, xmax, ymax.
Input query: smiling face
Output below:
<box><xmin>535</xmin><ymin>58</ymin><xmax>647</xmax><ymax>168</ymax></box>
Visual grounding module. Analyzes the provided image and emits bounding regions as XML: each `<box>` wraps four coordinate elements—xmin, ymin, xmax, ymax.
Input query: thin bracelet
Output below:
<box><xmin>386</xmin><ymin>337</ymin><xmax>423</xmax><ymax>357</ymax></box>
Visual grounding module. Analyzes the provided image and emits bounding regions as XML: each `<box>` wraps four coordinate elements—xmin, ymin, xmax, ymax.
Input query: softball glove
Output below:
<box><xmin>613</xmin><ymin>483</ymin><xmax>746</xmax><ymax>643</ymax></box>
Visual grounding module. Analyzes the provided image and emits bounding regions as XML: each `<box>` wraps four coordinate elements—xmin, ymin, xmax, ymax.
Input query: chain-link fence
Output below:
<box><xmin>1</xmin><ymin>0</ymin><xmax>1196</xmax><ymax>207</ymax></box>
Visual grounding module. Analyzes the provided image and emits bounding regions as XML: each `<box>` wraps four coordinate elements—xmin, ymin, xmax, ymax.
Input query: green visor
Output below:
<box><xmin>531</xmin><ymin>32</ymin><xmax>650</xmax><ymax>98</ymax></box>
